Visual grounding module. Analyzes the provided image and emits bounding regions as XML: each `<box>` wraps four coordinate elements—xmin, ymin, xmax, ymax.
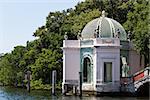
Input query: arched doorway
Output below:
<box><xmin>83</xmin><ymin>57</ymin><xmax>92</xmax><ymax>83</ymax></box>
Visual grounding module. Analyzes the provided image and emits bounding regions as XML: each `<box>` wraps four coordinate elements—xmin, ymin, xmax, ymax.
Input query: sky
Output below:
<box><xmin>0</xmin><ymin>0</ymin><xmax>84</xmax><ymax>54</ymax></box>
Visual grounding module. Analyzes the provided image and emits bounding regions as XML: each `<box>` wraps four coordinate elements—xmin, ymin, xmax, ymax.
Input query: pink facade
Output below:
<box><xmin>129</xmin><ymin>49</ymin><xmax>144</xmax><ymax>75</ymax></box>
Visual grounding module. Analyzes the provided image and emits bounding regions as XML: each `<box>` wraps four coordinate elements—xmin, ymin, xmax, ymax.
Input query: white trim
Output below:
<box><xmin>82</xmin><ymin>53</ymin><xmax>94</xmax><ymax>84</ymax></box>
<box><xmin>102</xmin><ymin>59</ymin><xmax>115</xmax><ymax>82</ymax></box>
<box><xmin>63</xmin><ymin>50</ymin><xmax>66</xmax><ymax>84</ymax></box>
<box><xmin>106</xmin><ymin>17</ymin><xmax>115</xmax><ymax>38</ymax></box>
<box><xmin>98</xmin><ymin>17</ymin><xmax>103</xmax><ymax>38</ymax></box>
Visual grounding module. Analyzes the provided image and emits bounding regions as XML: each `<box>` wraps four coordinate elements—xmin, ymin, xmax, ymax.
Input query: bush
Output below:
<box><xmin>30</xmin><ymin>79</ymin><xmax>51</xmax><ymax>90</ymax></box>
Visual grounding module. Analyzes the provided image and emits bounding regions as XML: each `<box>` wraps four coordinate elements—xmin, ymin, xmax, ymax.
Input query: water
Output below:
<box><xmin>0</xmin><ymin>86</ymin><xmax>149</xmax><ymax>100</ymax></box>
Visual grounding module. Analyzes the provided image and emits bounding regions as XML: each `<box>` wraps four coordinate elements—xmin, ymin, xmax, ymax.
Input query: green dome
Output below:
<box><xmin>81</xmin><ymin>15</ymin><xmax>127</xmax><ymax>41</ymax></box>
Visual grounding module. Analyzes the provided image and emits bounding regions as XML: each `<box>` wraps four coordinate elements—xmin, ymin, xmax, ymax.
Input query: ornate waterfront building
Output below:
<box><xmin>62</xmin><ymin>11</ymin><xmax>144</xmax><ymax>94</ymax></box>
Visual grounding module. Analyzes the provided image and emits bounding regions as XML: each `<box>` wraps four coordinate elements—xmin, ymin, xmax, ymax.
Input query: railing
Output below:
<box><xmin>132</xmin><ymin>67</ymin><xmax>150</xmax><ymax>91</ymax></box>
<box><xmin>63</xmin><ymin>38</ymin><xmax>120</xmax><ymax>48</ymax></box>
<box><xmin>133</xmin><ymin>67</ymin><xmax>150</xmax><ymax>83</ymax></box>
<box><xmin>119</xmin><ymin>67</ymin><xmax>149</xmax><ymax>92</ymax></box>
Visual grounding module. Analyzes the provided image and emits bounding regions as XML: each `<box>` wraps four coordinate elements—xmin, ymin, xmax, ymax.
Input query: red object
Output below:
<box><xmin>134</xmin><ymin>72</ymin><xmax>144</xmax><ymax>81</ymax></box>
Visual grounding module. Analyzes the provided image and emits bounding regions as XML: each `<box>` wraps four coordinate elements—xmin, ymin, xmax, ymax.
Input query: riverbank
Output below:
<box><xmin>0</xmin><ymin>83</ymin><xmax>61</xmax><ymax>91</ymax></box>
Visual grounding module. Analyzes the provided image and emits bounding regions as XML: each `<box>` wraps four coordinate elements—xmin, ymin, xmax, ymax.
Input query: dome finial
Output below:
<box><xmin>77</xmin><ymin>30</ymin><xmax>82</xmax><ymax>40</ymax></box>
<box><xmin>102</xmin><ymin>10</ymin><xmax>105</xmax><ymax>17</ymax></box>
<box><xmin>64</xmin><ymin>32</ymin><xmax>68</xmax><ymax>40</ymax></box>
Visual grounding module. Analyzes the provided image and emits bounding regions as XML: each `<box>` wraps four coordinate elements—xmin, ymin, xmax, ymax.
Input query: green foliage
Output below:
<box><xmin>123</xmin><ymin>0</ymin><xmax>149</xmax><ymax>66</ymax></box>
<box><xmin>31</xmin><ymin>79</ymin><xmax>47</xmax><ymax>90</ymax></box>
<box><xmin>0</xmin><ymin>54</ymin><xmax>15</xmax><ymax>85</ymax></box>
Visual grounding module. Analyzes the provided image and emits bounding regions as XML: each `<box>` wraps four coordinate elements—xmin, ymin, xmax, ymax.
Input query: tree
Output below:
<box><xmin>123</xmin><ymin>0</ymin><xmax>150</xmax><ymax>66</ymax></box>
<box><xmin>0</xmin><ymin>53</ymin><xmax>15</xmax><ymax>85</ymax></box>
<box><xmin>31</xmin><ymin>49</ymin><xmax>62</xmax><ymax>83</ymax></box>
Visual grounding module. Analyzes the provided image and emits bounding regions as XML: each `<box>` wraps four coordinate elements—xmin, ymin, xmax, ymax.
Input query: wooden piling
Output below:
<box><xmin>73</xmin><ymin>85</ymin><xmax>77</xmax><ymax>95</ymax></box>
<box><xmin>52</xmin><ymin>70</ymin><xmax>56</xmax><ymax>95</ymax></box>
<box><xmin>79</xmin><ymin>71</ymin><xmax>82</xmax><ymax>97</ymax></box>
<box><xmin>26</xmin><ymin>70</ymin><xmax>31</xmax><ymax>93</ymax></box>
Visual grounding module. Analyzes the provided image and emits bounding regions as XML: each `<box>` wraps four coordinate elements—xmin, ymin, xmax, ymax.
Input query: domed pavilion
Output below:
<box><xmin>62</xmin><ymin>11</ymin><xmax>144</xmax><ymax>94</ymax></box>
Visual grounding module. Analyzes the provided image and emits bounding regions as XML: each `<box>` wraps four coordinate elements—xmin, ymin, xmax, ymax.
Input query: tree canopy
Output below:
<box><xmin>122</xmin><ymin>0</ymin><xmax>149</xmax><ymax>66</ymax></box>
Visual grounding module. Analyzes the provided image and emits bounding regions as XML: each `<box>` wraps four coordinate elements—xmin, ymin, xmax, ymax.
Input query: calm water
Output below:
<box><xmin>0</xmin><ymin>86</ymin><xmax>149</xmax><ymax>100</ymax></box>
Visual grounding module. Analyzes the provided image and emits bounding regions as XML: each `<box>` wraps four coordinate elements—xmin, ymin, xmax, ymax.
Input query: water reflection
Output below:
<box><xmin>0</xmin><ymin>86</ymin><xmax>149</xmax><ymax>100</ymax></box>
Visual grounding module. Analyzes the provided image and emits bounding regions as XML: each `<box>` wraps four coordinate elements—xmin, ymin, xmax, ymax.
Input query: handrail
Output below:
<box><xmin>133</xmin><ymin>66</ymin><xmax>150</xmax><ymax>82</ymax></box>
<box><xmin>133</xmin><ymin>66</ymin><xmax>150</xmax><ymax>77</ymax></box>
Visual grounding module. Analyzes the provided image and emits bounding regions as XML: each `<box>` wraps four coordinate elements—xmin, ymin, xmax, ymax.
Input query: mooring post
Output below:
<box><xmin>73</xmin><ymin>85</ymin><xmax>77</xmax><ymax>95</ymax></box>
<box><xmin>27</xmin><ymin>79</ymin><xmax>30</xmax><ymax>92</ymax></box>
<box><xmin>79</xmin><ymin>71</ymin><xmax>82</xmax><ymax>97</ymax></box>
<box><xmin>26</xmin><ymin>68</ymin><xmax>31</xmax><ymax>93</ymax></box>
<box><xmin>52</xmin><ymin>70</ymin><xmax>56</xmax><ymax>95</ymax></box>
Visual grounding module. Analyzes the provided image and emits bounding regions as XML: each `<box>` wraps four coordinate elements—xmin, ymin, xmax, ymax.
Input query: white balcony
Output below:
<box><xmin>63</xmin><ymin>38</ymin><xmax>120</xmax><ymax>48</ymax></box>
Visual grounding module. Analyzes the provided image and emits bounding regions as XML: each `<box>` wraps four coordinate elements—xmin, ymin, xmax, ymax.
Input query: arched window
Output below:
<box><xmin>83</xmin><ymin>57</ymin><xmax>91</xmax><ymax>83</ymax></box>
